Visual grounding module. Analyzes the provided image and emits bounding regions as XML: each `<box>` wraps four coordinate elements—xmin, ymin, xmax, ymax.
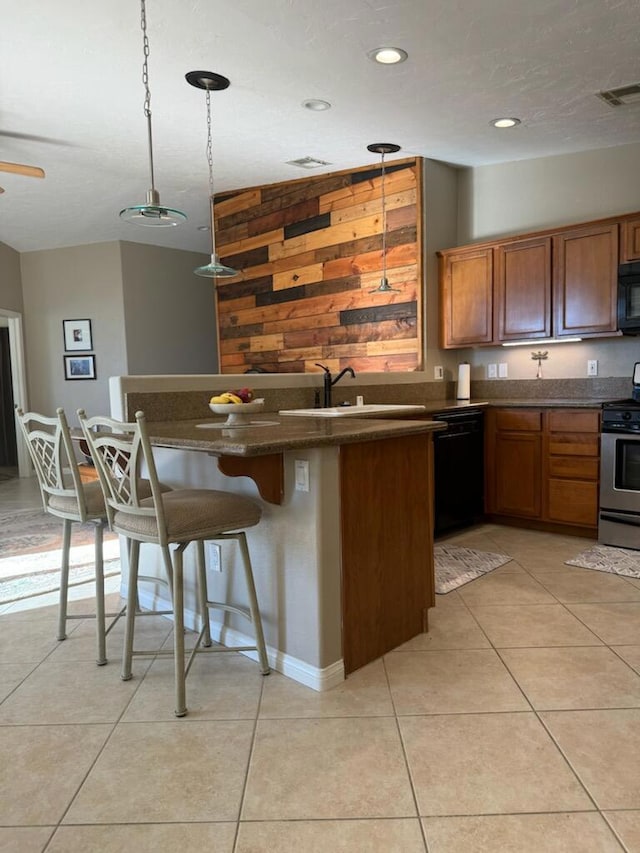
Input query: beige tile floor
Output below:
<box><xmin>3</xmin><ymin>477</ymin><xmax>640</xmax><ymax>850</ymax></box>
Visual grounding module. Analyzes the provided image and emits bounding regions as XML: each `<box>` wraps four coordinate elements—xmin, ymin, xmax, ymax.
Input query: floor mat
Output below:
<box><xmin>434</xmin><ymin>545</ymin><xmax>512</xmax><ymax>594</ymax></box>
<box><xmin>565</xmin><ymin>544</ymin><xmax>640</xmax><ymax>578</ymax></box>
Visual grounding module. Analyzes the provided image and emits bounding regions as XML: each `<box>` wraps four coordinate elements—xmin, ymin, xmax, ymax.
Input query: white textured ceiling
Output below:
<box><xmin>1</xmin><ymin>0</ymin><xmax>639</xmax><ymax>254</ymax></box>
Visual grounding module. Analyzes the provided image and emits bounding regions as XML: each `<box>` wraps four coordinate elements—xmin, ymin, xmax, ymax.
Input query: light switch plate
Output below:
<box><xmin>295</xmin><ymin>459</ymin><xmax>310</xmax><ymax>492</ymax></box>
<box><xmin>498</xmin><ymin>363</ymin><xmax>508</xmax><ymax>378</ymax></box>
<box><xmin>434</xmin><ymin>365</ymin><xmax>444</xmax><ymax>380</ymax></box>
<box><xmin>588</xmin><ymin>359</ymin><xmax>598</xmax><ymax>376</ymax></box>
<box><xmin>488</xmin><ymin>363</ymin><xmax>497</xmax><ymax>379</ymax></box>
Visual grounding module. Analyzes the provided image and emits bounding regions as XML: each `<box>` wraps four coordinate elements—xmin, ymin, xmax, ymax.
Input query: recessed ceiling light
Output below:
<box><xmin>491</xmin><ymin>117</ymin><xmax>521</xmax><ymax>128</ymax></box>
<box><xmin>302</xmin><ymin>99</ymin><xmax>332</xmax><ymax>111</ymax></box>
<box><xmin>367</xmin><ymin>47</ymin><xmax>408</xmax><ymax>65</ymax></box>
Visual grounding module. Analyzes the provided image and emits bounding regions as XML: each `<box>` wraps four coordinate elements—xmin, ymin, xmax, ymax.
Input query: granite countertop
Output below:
<box><xmin>423</xmin><ymin>398</ymin><xmax>616</xmax><ymax>414</ymax></box>
<box><xmin>146</xmin><ymin>415</ymin><xmax>445</xmax><ymax>457</ymax></box>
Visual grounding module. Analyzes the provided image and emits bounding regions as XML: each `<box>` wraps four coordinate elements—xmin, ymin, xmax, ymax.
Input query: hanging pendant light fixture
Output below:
<box><xmin>367</xmin><ymin>142</ymin><xmax>401</xmax><ymax>293</ymax></box>
<box><xmin>186</xmin><ymin>70</ymin><xmax>238</xmax><ymax>278</ymax></box>
<box><xmin>119</xmin><ymin>0</ymin><xmax>186</xmax><ymax>227</ymax></box>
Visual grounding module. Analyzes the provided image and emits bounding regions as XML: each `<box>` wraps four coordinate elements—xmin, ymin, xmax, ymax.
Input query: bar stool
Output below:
<box><xmin>15</xmin><ymin>407</ymin><xmax>122</xmax><ymax>665</ymax></box>
<box><xmin>77</xmin><ymin>408</ymin><xmax>270</xmax><ymax>717</ymax></box>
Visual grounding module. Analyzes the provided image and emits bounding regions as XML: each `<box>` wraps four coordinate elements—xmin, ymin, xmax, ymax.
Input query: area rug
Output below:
<box><xmin>434</xmin><ymin>545</ymin><xmax>513</xmax><ymax>594</ymax></box>
<box><xmin>0</xmin><ymin>509</ymin><xmax>117</xmax><ymax>558</ymax></box>
<box><xmin>566</xmin><ymin>544</ymin><xmax>640</xmax><ymax>578</ymax></box>
<box><xmin>0</xmin><ymin>559</ymin><xmax>121</xmax><ymax>604</ymax></box>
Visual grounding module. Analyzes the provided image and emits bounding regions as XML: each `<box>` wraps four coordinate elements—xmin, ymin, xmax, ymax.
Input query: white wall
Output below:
<box><xmin>120</xmin><ymin>242</ymin><xmax>217</xmax><ymax>375</ymax></box>
<box><xmin>452</xmin><ymin>142</ymin><xmax>640</xmax><ymax>380</ymax></box>
<box><xmin>0</xmin><ymin>242</ymin><xmax>23</xmax><ymax>313</ymax></box>
<box><xmin>20</xmin><ymin>242</ymin><xmax>127</xmax><ymax>421</ymax></box>
<box><xmin>457</xmin><ymin>141</ymin><xmax>640</xmax><ymax>244</ymax></box>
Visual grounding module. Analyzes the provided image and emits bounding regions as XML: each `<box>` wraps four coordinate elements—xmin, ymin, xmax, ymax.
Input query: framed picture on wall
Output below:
<box><xmin>63</xmin><ymin>354</ymin><xmax>96</xmax><ymax>380</ymax></box>
<box><xmin>63</xmin><ymin>318</ymin><xmax>92</xmax><ymax>352</ymax></box>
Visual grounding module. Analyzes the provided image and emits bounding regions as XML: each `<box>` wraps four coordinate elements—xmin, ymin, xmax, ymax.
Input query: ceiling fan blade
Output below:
<box><xmin>0</xmin><ymin>130</ymin><xmax>71</xmax><ymax>146</ymax></box>
<box><xmin>0</xmin><ymin>161</ymin><xmax>45</xmax><ymax>178</ymax></box>
<box><xmin>0</xmin><ymin>186</ymin><xmax>4</xmax><ymax>194</ymax></box>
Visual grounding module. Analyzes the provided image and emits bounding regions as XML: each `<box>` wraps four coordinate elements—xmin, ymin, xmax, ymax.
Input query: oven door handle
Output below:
<box><xmin>600</xmin><ymin>512</ymin><xmax>640</xmax><ymax>528</ymax></box>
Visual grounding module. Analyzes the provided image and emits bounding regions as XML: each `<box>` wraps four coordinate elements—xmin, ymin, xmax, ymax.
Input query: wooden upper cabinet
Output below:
<box><xmin>552</xmin><ymin>223</ymin><xmax>618</xmax><ymax>337</ymax></box>
<box><xmin>439</xmin><ymin>247</ymin><xmax>493</xmax><ymax>348</ymax></box>
<box><xmin>621</xmin><ymin>216</ymin><xmax>640</xmax><ymax>262</ymax></box>
<box><xmin>495</xmin><ymin>237</ymin><xmax>551</xmax><ymax>342</ymax></box>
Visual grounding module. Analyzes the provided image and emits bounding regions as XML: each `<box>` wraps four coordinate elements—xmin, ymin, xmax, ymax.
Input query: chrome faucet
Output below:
<box><xmin>315</xmin><ymin>363</ymin><xmax>356</xmax><ymax>408</ymax></box>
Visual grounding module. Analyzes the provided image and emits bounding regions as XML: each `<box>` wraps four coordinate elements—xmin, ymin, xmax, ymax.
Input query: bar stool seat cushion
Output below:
<box><xmin>49</xmin><ymin>480</ymin><xmax>106</xmax><ymax>517</ymax></box>
<box><xmin>113</xmin><ymin>489</ymin><xmax>262</xmax><ymax>541</ymax></box>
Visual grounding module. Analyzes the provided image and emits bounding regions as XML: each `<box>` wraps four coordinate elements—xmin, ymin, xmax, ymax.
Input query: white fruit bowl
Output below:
<box><xmin>209</xmin><ymin>398</ymin><xmax>265</xmax><ymax>425</ymax></box>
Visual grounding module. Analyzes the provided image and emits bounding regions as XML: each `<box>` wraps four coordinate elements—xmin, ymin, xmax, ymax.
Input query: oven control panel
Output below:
<box><xmin>602</xmin><ymin>408</ymin><xmax>640</xmax><ymax>433</ymax></box>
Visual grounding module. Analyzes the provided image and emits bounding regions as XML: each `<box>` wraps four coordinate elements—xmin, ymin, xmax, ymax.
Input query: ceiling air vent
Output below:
<box><xmin>285</xmin><ymin>156</ymin><xmax>332</xmax><ymax>169</ymax></box>
<box><xmin>597</xmin><ymin>83</ymin><xmax>640</xmax><ymax>107</ymax></box>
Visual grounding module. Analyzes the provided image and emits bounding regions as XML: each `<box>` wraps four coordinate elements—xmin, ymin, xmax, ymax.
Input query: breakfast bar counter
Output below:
<box><xmin>114</xmin><ymin>406</ymin><xmax>443</xmax><ymax>691</ymax></box>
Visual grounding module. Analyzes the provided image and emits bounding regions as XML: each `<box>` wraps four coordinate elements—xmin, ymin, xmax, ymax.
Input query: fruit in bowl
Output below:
<box><xmin>209</xmin><ymin>389</ymin><xmax>265</xmax><ymax>424</ymax></box>
<box><xmin>209</xmin><ymin>387</ymin><xmax>254</xmax><ymax>405</ymax></box>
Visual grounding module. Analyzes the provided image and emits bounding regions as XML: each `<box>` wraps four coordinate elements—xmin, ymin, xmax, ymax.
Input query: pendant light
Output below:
<box><xmin>367</xmin><ymin>142</ymin><xmax>401</xmax><ymax>293</ymax></box>
<box><xmin>186</xmin><ymin>70</ymin><xmax>238</xmax><ymax>278</ymax></box>
<box><xmin>119</xmin><ymin>0</ymin><xmax>186</xmax><ymax>227</ymax></box>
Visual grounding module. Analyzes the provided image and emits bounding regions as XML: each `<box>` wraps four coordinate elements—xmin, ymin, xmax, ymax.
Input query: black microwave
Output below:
<box><xmin>618</xmin><ymin>262</ymin><xmax>640</xmax><ymax>335</ymax></box>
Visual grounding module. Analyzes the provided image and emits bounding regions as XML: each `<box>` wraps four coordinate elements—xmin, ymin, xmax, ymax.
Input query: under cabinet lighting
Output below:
<box><xmin>502</xmin><ymin>337</ymin><xmax>582</xmax><ymax>346</ymax></box>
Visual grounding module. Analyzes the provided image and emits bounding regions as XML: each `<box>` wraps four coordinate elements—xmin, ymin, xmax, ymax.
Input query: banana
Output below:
<box><xmin>210</xmin><ymin>392</ymin><xmax>243</xmax><ymax>404</ymax></box>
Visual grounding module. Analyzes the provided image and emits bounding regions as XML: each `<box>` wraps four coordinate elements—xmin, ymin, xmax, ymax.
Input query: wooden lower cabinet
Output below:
<box><xmin>339</xmin><ymin>433</ymin><xmax>434</xmax><ymax>674</ymax></box>
<box><xmin>486</xmin><ymin>407</ymin><xmax>600</xmax><ymax>534</ymax></box>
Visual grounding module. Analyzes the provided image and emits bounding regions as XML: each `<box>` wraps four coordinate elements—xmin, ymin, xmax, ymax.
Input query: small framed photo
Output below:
<box><xmin>63</xmin><ymin>318</ymin><xmax>92</xmax><ymax>352</ymax></box>
<box><xmin>63</xmin><ymin>354</ymin><xmax>96</xmax><ymax>380</ymax></box>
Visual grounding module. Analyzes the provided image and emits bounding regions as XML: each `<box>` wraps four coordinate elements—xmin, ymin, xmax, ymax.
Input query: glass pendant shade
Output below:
<box><xmin>194</xmin><ymin>254</ymin><xmax>238</xmax><ymax>278</ymax></box>
<box><xmin>120</xmin><ymin>190</ymin><xmax>187</xmax><ymax>227</ymax></box>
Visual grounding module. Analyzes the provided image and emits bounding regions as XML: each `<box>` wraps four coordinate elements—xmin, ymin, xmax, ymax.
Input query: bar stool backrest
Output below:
<box><xmin>77</xmin><ymin>409</ymin><xmax>170</xmax><ymax>545</ymax></box>
<box><xmin>16</xmin><ymin>406</ymin><xmax>92</xmax><ymax>522</ymax></box>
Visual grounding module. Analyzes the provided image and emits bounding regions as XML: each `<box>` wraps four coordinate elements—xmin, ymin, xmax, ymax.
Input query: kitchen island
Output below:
<box><xmin>109</xmin><ymin>380</ymin><xmax>444</xmax><ymax>690</ymax></box>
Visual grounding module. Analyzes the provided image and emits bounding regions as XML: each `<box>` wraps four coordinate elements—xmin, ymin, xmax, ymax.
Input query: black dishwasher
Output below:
<box><xmin>432</xmin><ymin>409</ymin><xmax>485</xmax><ymax>537</ymax></box>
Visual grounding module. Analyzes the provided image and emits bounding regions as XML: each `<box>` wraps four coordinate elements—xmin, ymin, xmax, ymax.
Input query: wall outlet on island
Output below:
<box><xmin>487</xmin><ymin>363</ymin><xmax>497</xmax><ymax>379</ymax></box>
<box><xmin>434</xmin><ymin>365</ymin><xmax>444</xmax><ymax>380</ymax></box>
<box><xmin>588</xmin><ymin>359</ymin><xmax>598</xmax><ymax>376</ymax></box>
<box><xmin>295</xmin><ymin>459</ymin><xmax>310</xmax><ymax>492</ymax></box>
<box><xmin>207</xmin><ymin>542</ymin><xmax>222</xmax><ymax>572</ymax></box>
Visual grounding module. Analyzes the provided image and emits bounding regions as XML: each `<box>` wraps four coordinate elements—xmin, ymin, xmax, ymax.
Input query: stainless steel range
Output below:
<box><xmin>599</xmin><ymin>393</ymin><xmax>640</xmax><ymax>549</ymax></box>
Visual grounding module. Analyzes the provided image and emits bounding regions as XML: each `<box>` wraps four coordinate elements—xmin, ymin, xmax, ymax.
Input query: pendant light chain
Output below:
<box><xmin>120</xmin><ymin>0</ymin><xmax>186</xmax><ymax>225</ymax></box>
<box><xmin>205</xmin><ymin>89</ymin><xmax>219</xmax><ymax>262</ymax></box>
<box><xmin>140</xmin><ymin>0</ymin><xmax>155</xmax><ymax>192</ymax></box>
<box><xmin>380</xmin><ymin>150</ymin><xmax>388</xmax><ymax>282</ymax></box>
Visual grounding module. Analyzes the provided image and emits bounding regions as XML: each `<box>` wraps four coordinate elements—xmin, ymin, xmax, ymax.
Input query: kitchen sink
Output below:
<box><xmin>278</xmin><ymin>404</ymin><xmax>427</xmax><ymax>418</ymax></box>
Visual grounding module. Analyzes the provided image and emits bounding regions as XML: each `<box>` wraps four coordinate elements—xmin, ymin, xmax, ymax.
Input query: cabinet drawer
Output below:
<box><xmin>495</xmin><ymin>410</ymin><xmax>542</xmax><ymax>432</ymax></box>
<box><xmin>548</xmin><ymin>455</ymin><xmax>599</xmax><ymax>480</ymax></box>
<box><xmin>547</xmin><ymin>479</ymin><xmax>598</xmax><ymax>527</ymax></box>
<box><xmin>547</xmin><ymin>434</ymin><xmax>599</xmax><ymax>457</ymax></box>
<box><xmin>547</xmin><ymin>410</ymin><xmax>600</xmax><ymax>433</ymax></box>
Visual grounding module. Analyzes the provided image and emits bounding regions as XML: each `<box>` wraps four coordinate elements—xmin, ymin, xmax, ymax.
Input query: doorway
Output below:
<box><xmin>0</xmin><ymin>310</ymin><xmax>30</xmax><ymax>478</ymax></box>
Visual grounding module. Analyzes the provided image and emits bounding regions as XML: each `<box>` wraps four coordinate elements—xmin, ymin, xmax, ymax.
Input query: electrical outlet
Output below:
<box><xmin>498</xmin><ymin>363</ymin><xmax>508</xmax><ymax>378</ymax></box>
<box><xmin>434</xmin><ymin>365</ymin><xmax>444</xmax><ymax>380</ymax></box>
<box><xmin>487</xmin><ymin>363</ymin><xmax>497</xmax><ymax>379</ymax></box>
<box><xmin>587</xmin><ymin>359</ymin><xmax>598</xmax><ymax>376</ymax></box>
<box><xmin>207</xmin><ymin>542</ymin><xmax>222</xmax><ymax>572</ymax></box>
<box><xmin>294</xmin><ymin>459</ymin><xmax>310</xmax><ymax>492</ymax></box>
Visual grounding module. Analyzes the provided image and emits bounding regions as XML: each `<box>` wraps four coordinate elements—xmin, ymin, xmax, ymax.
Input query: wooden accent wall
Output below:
<box><xmin>214</xmin><ymin>157</ymin><xmax>423</xmax><ymax>374</ymax></box>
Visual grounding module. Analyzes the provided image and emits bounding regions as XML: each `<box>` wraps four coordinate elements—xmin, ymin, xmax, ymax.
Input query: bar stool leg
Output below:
<box><xmin>121</xmin><ymin>539</ymin><xmax>139</xmax><ymax>682</ymax></box>
<box><xmin>237</xmin><ymin>532</ymin><xmax>270</xmax><ymax>675</ymax></box>
<box><xmin>196</xmin><ymin>540</ymin><xmax>212</xmax><ymax>647</ymax></box>
<box><xmin>94</xmin><ymin>521</ymin><xmax>107</xmax><ymax>666</ymax></box>
<box><xmin>171</xmin><ymin>544</ymin><xmax>187</xmax><ymax>717</ymax></box>
<box><xmin>57</xmin><ymin>518</ymin><xmax>72</xmax><ymax>641</ymax></box>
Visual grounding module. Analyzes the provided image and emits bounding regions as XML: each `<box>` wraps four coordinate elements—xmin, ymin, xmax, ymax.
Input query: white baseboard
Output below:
<box><xmin>133</xmin><ymin>585</ymin><xmax>345</xmax><ymax>692</ymax></box>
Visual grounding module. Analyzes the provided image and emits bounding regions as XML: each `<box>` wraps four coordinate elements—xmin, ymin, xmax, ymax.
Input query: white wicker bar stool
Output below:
<box><xmin>77</xmin><ymin>408</ymin><xmax>270</xmax><ymax>717</ymax></box>
<box><xmin>15</xmin><ymin>406</ymin><xmax>124</xmax><ymax>665</ymax></box>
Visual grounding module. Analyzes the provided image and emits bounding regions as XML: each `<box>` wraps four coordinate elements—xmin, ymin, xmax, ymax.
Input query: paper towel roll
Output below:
<box><xmin>457</xmin><ymin>362</ymin><xmax>471</xmax><ymax>400</ymax></box>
